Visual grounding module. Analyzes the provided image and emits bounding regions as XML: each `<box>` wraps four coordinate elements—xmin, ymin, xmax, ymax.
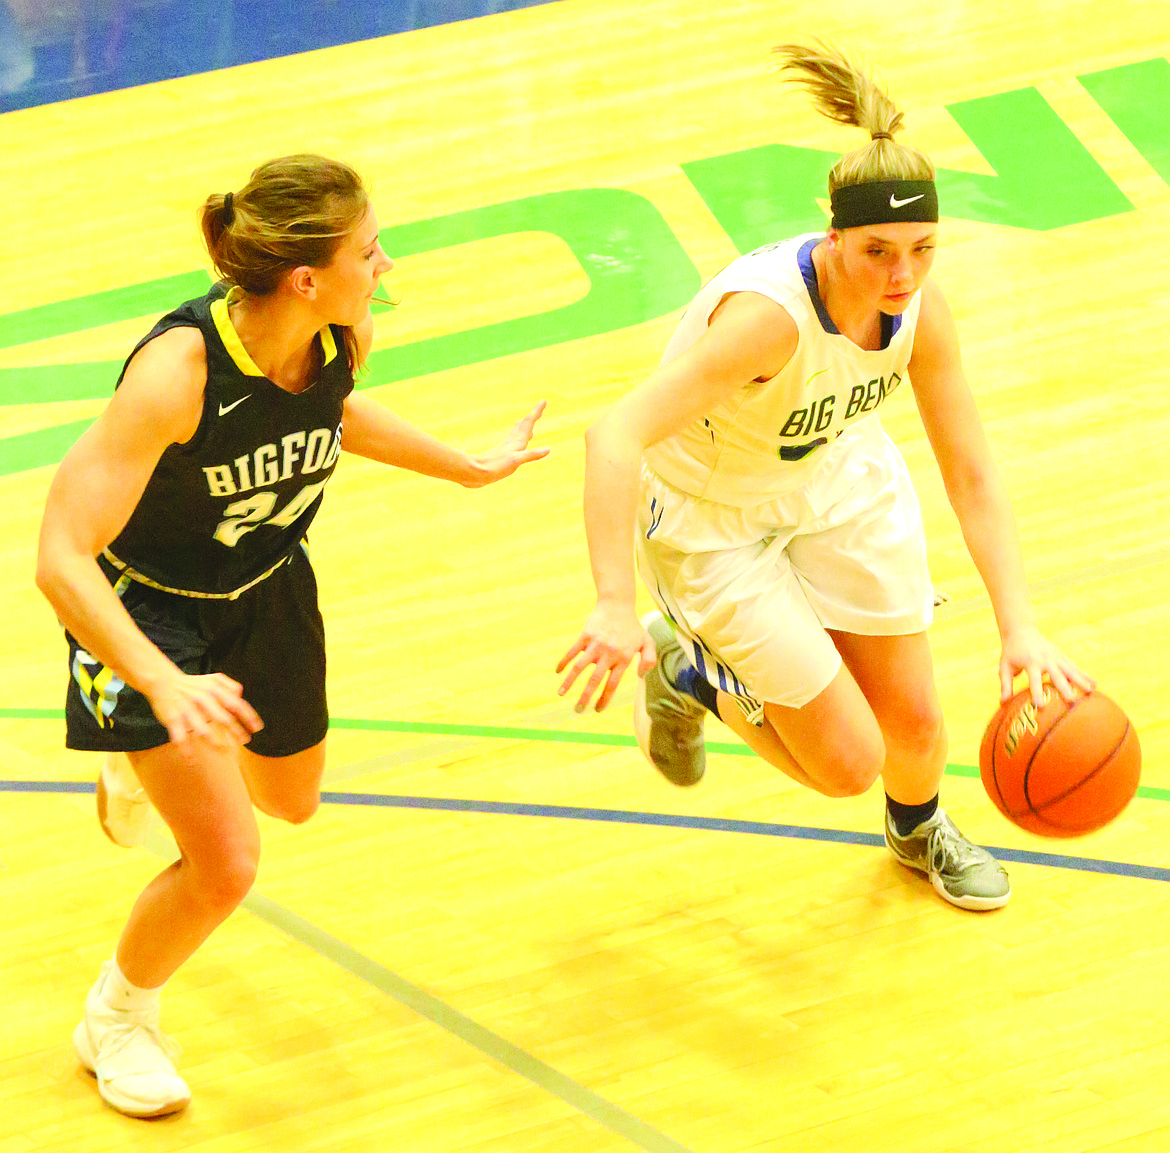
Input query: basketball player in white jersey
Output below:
<box><xmin>557</xmin><ymin>43</ymin><xmax>1092</xmax><ymax>910</ymax></box>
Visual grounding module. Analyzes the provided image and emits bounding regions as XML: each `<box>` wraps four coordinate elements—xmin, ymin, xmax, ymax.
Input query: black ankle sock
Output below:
<box><xmin>886</xmin><ymin>793</ymin><xmax>939</xmax><ymax>837</ymax></box>
<box><xmin>689</xmin><ymin>675</ymin><xmax>720</xmax><ymax>715</ymax></box>
<box><xmin>671</xmin><ymin>663</ymin><xmax>721</xmax><ymax>715</ymax></box>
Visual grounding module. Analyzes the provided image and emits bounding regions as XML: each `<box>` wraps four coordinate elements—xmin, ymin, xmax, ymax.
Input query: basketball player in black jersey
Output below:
<box><xmin>35</xmin><ymin>155</ymin><xmax>548</xmax><ymax>1118</ymax></box>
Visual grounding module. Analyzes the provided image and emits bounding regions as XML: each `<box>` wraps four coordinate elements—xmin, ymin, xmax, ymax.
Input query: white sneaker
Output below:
<box><xmin>96</xmin><ymin>753</ymin><xmax>154</xmax><ymax>848</ymax></box>
<box><xmin>73</xmin><ymin>963</ymin><xmax>191</xmax><ymax>1117</ymax></box>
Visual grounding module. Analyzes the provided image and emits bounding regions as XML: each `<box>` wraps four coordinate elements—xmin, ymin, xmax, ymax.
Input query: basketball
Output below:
<box><xmin>979</xmin><ymin>686</ymin><xmax>1140</xmax><ymax>837</ymax></box>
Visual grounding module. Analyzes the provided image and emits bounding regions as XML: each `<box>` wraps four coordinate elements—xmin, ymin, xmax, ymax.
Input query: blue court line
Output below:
<box><xmin>6</xmin><ymin>779</ymin><xmax>1169</xmax><ymax>884</ymax></box>
<box><xmin>319</xmin><ymin>792</ymin><xmax>1170</xmax><ymax>883</ymax></box>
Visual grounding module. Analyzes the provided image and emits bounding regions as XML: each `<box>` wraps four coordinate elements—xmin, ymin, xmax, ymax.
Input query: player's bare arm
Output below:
<box><xmin>557</xmin><ymin>292</ymin><xmax>799</xmax><ymax>712</ymax></box>
<box><xmin>36</xmin><ymin>329</ymin><xmax>262</xmax><ymax>744</ymax></box>
<box><xmin>339</xmin><ymin>391</ymin><xmax>549</xmax><ymax>485</ymax></box>
<box><xmin>909</xmin><ymin>279</ymin><xmax>1092</xmax><ymax>703</ymax></box>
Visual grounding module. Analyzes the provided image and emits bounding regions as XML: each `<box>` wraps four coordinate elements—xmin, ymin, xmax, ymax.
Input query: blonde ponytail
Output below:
<box><xmin>773</xmin><ymin>41</ymin><xmax>934</xmax><ymax>192</ymax></box>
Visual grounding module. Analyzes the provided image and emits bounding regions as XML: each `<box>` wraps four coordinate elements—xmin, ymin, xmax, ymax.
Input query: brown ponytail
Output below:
<box><xmin>199</xmin><ymin>155</ymin><xmax>372</xmax><ymax>371</ymax></box>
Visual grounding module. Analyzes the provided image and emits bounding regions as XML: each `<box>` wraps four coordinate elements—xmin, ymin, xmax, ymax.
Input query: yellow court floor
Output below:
<box><xmin>1</xmin><ymin>1</ymin><xmax>1169</xmax><ymax>1150</ymax></box>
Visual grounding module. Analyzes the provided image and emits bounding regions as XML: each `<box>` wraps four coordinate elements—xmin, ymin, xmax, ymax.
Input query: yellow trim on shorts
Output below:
<box><xmin>102</xmin><ymin>547</ymin><xmax>290</xmax><ymax>600</ymax></box>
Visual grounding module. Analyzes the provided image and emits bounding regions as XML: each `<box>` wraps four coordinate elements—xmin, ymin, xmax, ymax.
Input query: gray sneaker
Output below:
<box><xmin>634</xmin><ymin>612</ymin><xmax>707</xmax><ymax>786</ymax></box>
<box><xmin>885</xmin><ymin>807</ymin><xmax>1010</xmax><ymax>910</ymax></box>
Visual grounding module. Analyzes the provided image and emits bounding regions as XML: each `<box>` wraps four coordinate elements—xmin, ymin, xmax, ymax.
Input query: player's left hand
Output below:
<box><xmin>464</xmin><ymin>400</ymin><xmax>550</xmax><ymax>486</ymax></box>
<box><xmin>999</xmin><ymin>624</ymin><xmax>1095</xmax><ymax>706</ymax></box>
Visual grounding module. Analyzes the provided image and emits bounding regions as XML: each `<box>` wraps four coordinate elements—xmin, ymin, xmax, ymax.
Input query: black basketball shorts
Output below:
<box><xmin>64</xmin><ymin>547</ymin><xmax>328</xmax><ymax>758</ymax></box>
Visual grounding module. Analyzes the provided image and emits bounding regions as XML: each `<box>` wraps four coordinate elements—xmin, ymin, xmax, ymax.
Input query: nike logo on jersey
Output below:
<box><xmin>889</xmin><ymin>193</ymin><xmax>925</xmax><ymax>208</ymax></box>
<box><xmin>218</xmin><ymin>395</ymin><xmax>252</xmax><ymax>416</ymax></box>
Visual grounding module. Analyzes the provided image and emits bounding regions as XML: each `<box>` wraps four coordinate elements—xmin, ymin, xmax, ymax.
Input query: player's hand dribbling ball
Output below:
<box><xmin>979</xmin><ymin>685</ymin><xmax>1141</xmax><ymax>837</ymax></box>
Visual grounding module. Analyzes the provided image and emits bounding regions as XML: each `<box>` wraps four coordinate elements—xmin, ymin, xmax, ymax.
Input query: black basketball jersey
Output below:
<box><xmin>106</xmin><ymin>284</ymin><xmax>354</xmax><ymax>597</ymax></box>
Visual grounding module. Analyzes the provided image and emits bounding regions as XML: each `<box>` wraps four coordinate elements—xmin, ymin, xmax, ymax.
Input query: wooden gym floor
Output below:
<box><xmin>1</xmin><ymin>2</ymin><xmax>1168</xmax><ymax>1149</ymax></box>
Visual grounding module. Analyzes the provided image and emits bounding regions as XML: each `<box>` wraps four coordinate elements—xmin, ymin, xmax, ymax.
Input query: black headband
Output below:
<box><xmin>830</xmin><ymin>180</ymin><xmax>938</xmax><ymax>229</ymax></box>
<box><xmin>223</xmin><ymin>191</ymin><xmax>235</xmax><ymax>225</ymax></box>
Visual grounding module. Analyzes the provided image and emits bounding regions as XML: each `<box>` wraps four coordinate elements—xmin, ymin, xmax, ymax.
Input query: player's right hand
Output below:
<box><xmin>556</xmin><ymin>602</ymin><xmax>657</xmax><ymax>713</ymax></box>
<box><xmin>147</xmin><ymin>671</ymin><xmax>264</xmax><ymax>748</ymax></box>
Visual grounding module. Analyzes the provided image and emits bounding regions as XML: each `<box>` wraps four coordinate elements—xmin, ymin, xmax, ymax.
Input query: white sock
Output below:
<box><xmin>98</xmin><ymin>957</ymin><xmax>163</xmax><ymax>1013</ymax></box>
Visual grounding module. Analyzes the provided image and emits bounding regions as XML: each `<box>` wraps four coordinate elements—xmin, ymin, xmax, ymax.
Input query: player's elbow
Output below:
<box><xmin>34</xmin><ymin>538</ymin><xmax>62</xmax><ymax>601</ymax></box>
<box><xmin>585</xmin><ymin>407</ymin><xmax>649</xmax><ymax>464</ymax></box>
<box><xmin>34</xmin><ymin>558</ymin><xmax>71</xmax><ymax>624</ymax></box>
<box><xmin>944</xmin><ymin>457</ymin><xmax>1000</xmax><ymax>518</ymax></box>
<box><xmin>34</xmin><ymin>531</ymin><xmax>88</xmax><ymax>612</ymax></box>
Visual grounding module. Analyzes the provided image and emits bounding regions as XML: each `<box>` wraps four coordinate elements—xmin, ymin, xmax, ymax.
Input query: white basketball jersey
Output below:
<box><xmin>643</xmin><ymin>234</ymin><xmax>921</xmax><ymax>507</ymax></box>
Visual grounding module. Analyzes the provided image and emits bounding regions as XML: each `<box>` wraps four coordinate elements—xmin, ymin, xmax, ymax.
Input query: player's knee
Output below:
<box><xmin>886</xmin><ymin>698</ymin><xmax>946</xmax><ymax>763</ymax></box>
<box><xmin>820</xmin><ymin>732</ymin><xmax>886</xmax><ymax>797</ymax></box>
<box><xmin>257</xmin><ymin>792</ymin><xmax>320</xmax><ymax>825</ymax></box>
<box><xmin>827</xmin><ymin>754</ymin><xmax>884</xmax><ymax>797</ymax></box>
<box><xmin>188</xmin><ymin>842</ymin><xmax>260</xmax><ymax>910</ymax></box>
<box><xmin>832</xmin><ymin>772</ymin><xmax>879</xmax><ymax>798</ymax></box>
<box><xmin>278</xmin><ymin>794</ymin><xmax>321</xmax><ymax>825</ymax></box>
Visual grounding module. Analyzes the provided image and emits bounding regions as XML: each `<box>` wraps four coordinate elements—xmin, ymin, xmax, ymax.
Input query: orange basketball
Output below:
<box><xmin>979</xmin><ymin>686</ymin><xmax>1141</xmax><ymax>837</ymax></box>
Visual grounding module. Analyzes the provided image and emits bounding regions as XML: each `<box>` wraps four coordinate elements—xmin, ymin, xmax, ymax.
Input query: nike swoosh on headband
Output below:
<box><xmin>889</xmin><ymin>193</ymin><xmax>926</xmax><ymax>208</ymax></box>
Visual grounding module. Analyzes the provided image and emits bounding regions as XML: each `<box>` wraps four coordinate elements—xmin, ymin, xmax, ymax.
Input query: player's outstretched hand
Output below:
<box><xmin>557</xmin><ymin>601</ymin><xmax>657</xmax><ymax>713</ymax></box>
<box><xmin>464</xmin><ymin>400</ymin><xmax>550</xmax><ymax>487</ymax></box>
<box><xmin>147</xmin><ymin>670</ymin><xmax>265</xmax><ymax>748</ymax></box>
<box><xmin>999</xmin><ymin>624</ymin><xmax>1095</xmax><ymax>707</ymax></box>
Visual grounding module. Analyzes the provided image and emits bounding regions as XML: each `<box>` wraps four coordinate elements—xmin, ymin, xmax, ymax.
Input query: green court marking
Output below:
<box><xmin>0</xmin><ymin>188</ymin><xmax>699</xmax><ymax>477</ymax></box>
<box><xmin>682</xmin><ymin>143</ymin><xmax>835</xmax><ymax>247</ymax></box>
<box><xmin>1080</xmin><ymin>57</ymin><xmax>1170</xmax><ymax>184</ymax></box>
<box><xmin>240</xmin><ymin>890</ymin><xmax>696</xmax><ymax>1153</ymax></box>
<box><xmin>4</xmin><ymin>707</ymin><xmax>1167</xmax><ymax>801</ymax></box>
<box><xmin>0</xmin><ymin>270</ymin><xmax>212</xmax><ymax>350</ymax></box>
<box><xmin>683</xmin><ymin>85</ymin><xmax>1134</xmax><ymax>253</ymax></box>
<box><xmin>362</xmin><ymin>188</ymin><xmax>701</xmax><ymax>390</ymax></box>
<box><xmin>0</xmin><ymin>360</ymin><xmax>122</xmax><ymax>406</ymax></box>
<box><xmin>330</xmin><ymin>714</ymin><xmax>645</xmax><ymax>747</ymax></box>
<box><xmin>0</xmin><ymin>418</ymin><xmax>96</xmax><ymax>474</ymax></box>
<box><xmin>3</xmin><ymin>63</ymin><xmax>1160</xmax><ymax>478</ymax></box>
<box><xmin>940</xmin><ymin>86</ymin><xmax>1133</xmax><ymax>229</ymax></box>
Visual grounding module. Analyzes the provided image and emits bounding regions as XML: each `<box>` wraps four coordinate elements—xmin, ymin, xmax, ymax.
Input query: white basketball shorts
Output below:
<box><xmin>636</xmin><ymin>418</ymin><xmax>934</xmax><ymax>722</ymax></box>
